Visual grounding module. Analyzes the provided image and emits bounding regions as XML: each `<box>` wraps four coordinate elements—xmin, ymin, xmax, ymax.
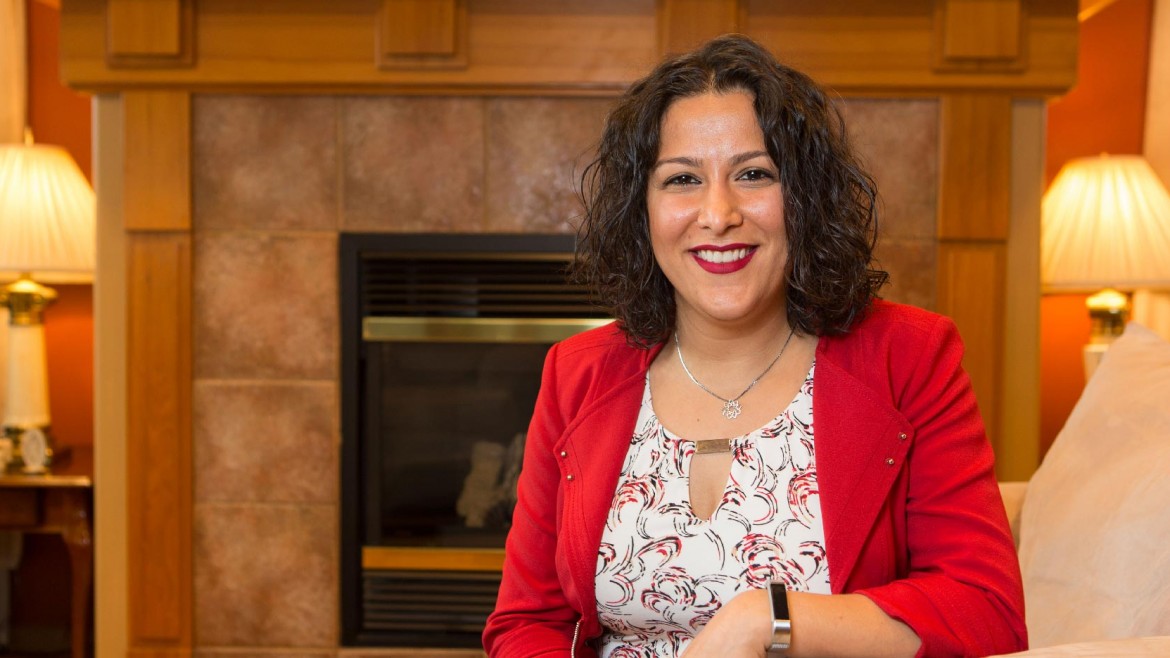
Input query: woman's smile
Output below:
<box><xmin>691</xmin><ymin>244</ymin><xmax>757</xmax><ymax>273</ymax></box>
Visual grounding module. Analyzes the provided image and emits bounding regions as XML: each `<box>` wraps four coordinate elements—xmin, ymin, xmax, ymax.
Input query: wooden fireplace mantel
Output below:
<box><xmin>61</xmin><ymin>1</ymin><xmax>1076</xmax><ymax>657</ymax></box>
<box><xmin>62</xmin><ymin>0</ymin><xmax>1077</xmax><ymax>94</ymax></box>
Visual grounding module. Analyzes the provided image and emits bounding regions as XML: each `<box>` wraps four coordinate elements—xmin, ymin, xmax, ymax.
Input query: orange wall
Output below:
<box><xmin>1040</xmin><ymin>0</ymin><xmax>1153</xmax><ymax>455</ymax></box>
<box><xmin>27</xmin><ymin>0</ymin><xmax>91</xmax><ymax>181</ymax></box>
<box><xmin>27</xmin><ymin>0</ymin><xmax>94</xmax><ymax>448</ymax></box>
<box><xmin>42</xmin><ymin>285</ymin><xmax>94</xmax><ymax>448</ymax></box>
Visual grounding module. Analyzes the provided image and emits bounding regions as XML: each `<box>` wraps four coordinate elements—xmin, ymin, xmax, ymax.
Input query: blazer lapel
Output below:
<box><xmin>557</xmin><ymin>341</ymin><xmax>662</xmax><ymax>630</ymax></box>
<box><xmin>813</xmin><ymin>357</ymin><xmax>913</xmax><ymax>593</ymax></box>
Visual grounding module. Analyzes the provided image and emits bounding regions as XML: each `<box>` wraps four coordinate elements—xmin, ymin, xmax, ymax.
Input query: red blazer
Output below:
<box><xmin>483</xmin><ymin>301</ymin><xmax>1026</xmax><ymax>658</ymax></box>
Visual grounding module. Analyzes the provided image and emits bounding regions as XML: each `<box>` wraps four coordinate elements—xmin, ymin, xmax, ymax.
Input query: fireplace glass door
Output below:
<box><xmin>341</xmin><ymin>234</ymin><xmax>608</xmax><ymax>647</ymax></box>
<box><xmin>365</xmin><ymin>333</ymin><xmax>548</xmax><ymax>550</ymax></box>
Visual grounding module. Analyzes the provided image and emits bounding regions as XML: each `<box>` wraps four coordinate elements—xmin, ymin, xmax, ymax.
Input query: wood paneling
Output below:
<box><xmin>936</xmin><ymin>0</ymin><xmax>1024</xmax><ymax>67</ymax></box>
<box><xmin>381</xmin><ymin>0</ymin><xmax>457</xmax><ymax>55</ymax></box>
<box><xmin>106</xmin><ymin>0</ymin><xmax>192</xmax><ymax>67</ymax></box>
<box><xmin>93</xmin><ymin>93</ymin><xmax>130</xmax><ymax>658</ymax></box>
<box><xmin>745</xmin><ymin>0</ymin><xmax>1074</xmax><ymax>93</ymax></box>
<box><xmin>657</xmin><ymin>0</ymin><xmax>740</xmax><ymax>57</ymax></box>
<box><xmin>59</xmin><ymin>0</ymin><xmax>1077</xmax><ymax>95</ymax></box>
<box><xmin>126</xmin><ymin>233</ymin><xmax>192</xmax><ymax>646</ymax></box>
<box><xmin>128</xmin><ymin>649</ymin><xmax>193</xmax><ymax>658</ymax></box>
<box><xmin>939</xmin><ymin>93</ymin><xmax>1013</xmax><ymax>240</ymax></box>
<box><xmin>937</xmin><ymin>242</ymin><xmax>1007</xmax><ymax>446</ymax></box>
<box><xmin>378</xmin><ymin>0</ymin><xmax>468</xmax><ymax>69</ymax></box>
<box><xmin>123</xmin><ymin>91</ymin><xmax>190</xmax><ymax>231</ymax></box>
<box><xmin>123</xmin><ymin>89</ymin><xmax>193</xmax><ymax>652</ymax></box>
<box><xmin>937</xmin><ymin>92</ymin><xmax>1014</xmax><ymax>452</ymax></box>
<box><xmin>1001</xmin><ymin>99</ymin><xmax>1044</xmax><ymax>480</ymax></box>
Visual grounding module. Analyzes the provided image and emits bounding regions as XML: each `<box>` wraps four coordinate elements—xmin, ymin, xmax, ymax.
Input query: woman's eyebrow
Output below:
<box><xmin>651</xmin><ymin>150</ymin><xmax>772</xmax><ymax>172</ymax></box>
<box><xmin>730</xmin><ymin>150</ymin><xmax>771</xmax><ymax>166</ymax></box>
<box><xmin>652</xmin><ymin>156</ymin><xmax>701</xmax><ymax>171</ymax></box>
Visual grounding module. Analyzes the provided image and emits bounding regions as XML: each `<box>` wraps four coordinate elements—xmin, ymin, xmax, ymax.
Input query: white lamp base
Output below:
<box><xmin>3</xmin><ymin>322</ymin><xmax>50</xmax><ymax>428</ymax></box>
<box><xmin>1083</xmin><ymin>342</ymin><xmax>1110</xmax><ymax>383</ymax></box>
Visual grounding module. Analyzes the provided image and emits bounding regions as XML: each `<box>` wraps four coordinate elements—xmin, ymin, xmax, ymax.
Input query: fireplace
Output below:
<box><xmin>339</xmin><ymin>233</ymin><xmax>609</xmax><ymax>647</ymax></box>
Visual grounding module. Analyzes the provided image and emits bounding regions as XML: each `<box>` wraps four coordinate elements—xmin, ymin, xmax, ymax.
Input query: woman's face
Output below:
<box><xmin>647</xmin><ymin>90</ymin><xmax>788</xmax><ymax>330</ymax></box>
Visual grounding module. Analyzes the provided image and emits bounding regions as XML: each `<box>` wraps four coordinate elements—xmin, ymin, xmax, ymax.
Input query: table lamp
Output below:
<box><xmin>1041</xmin><ymin>154</ymin><xmax>1170</xmax><ymax>380</ymax></box>
<box><xmin>0</xmin><ymin>130</ymin><xmax>95</xmax><ymax>473</ymax></box>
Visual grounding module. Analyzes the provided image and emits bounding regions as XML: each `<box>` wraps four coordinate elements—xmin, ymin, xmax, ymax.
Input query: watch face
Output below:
<box><xmin>20</xmin><ymin>427</ymin><xmax>48</xmax><ymax>473</ymax></box>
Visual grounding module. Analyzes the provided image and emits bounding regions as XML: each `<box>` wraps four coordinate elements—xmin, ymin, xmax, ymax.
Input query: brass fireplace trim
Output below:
<box><xmin>363</xmin><ymin>317</ymin><xmax>612</xmax><ymax>343</ymax></box>
<box><xmin>362</xmin><ymin>546</ymin><xmax>505</xmax><ymax>572</ymax></box>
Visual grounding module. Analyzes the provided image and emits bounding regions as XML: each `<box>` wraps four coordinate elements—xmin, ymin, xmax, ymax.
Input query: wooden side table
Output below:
<box><xmin>0</xmin><ymin>446</ymin><xmax>93</xmax><ymax>658</ymax></box>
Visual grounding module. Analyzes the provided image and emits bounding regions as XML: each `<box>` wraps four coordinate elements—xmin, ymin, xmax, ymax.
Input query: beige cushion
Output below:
<box><xmin>1018</xmin><ymin>322</ymin><xmax>1170</xmax><ymax>648</ymax></box>
<box><xmin>991</xmin><ymin>636</ymin><xmax>1170</xmax><ymax>657</ymax></box>
<box><xmin>998</xmin><ymin>481</ymin><xmax>1028</xmax><ymax>547</ymax></box>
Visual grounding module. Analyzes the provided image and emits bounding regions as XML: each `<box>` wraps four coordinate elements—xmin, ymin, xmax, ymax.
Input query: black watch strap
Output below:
<box><xmin>767</xmin><ymin>582</ymin><xmax>792</xmax><ymax>656</ymax></box>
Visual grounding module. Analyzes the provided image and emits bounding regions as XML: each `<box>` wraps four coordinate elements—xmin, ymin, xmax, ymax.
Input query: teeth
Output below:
<box><xmin>695</xmin><ymin>248</ymin><xmax>749</xmax><ymax>264</ymax></box>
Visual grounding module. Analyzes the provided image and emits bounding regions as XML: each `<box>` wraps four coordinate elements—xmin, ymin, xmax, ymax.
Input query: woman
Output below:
<box><xmin>483</xmin><ymin>34</ymin><xmax>1025</xmax><ymax>658</ymax></box>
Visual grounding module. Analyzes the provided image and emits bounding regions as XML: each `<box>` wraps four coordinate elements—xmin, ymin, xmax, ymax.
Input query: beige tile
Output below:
<box><xmin>841</xmin><ymin>99</ymin><xmax>938</xmax><ymax>241</ymax></box>
<box><xmin>193</xmin><ymin>96</ymin><xmax>339</xmax><ymax>231</ymax></box>
<box><xmin>485</xmin><ymin>98</ymin><xmax>612</xmax><ymax>233</ymax></box>
<box><xmin>194</xmin><ymin>381</ymin><xmax>337</xmax><ymax>504</ymax></box>
<box><xmin>874</xmin><ymin>237</ymin><xmax>936</xmax><ymax>311</ymax></box>
<box><xmin>341</xmin><ymin>97</ymin><xmax>485</xmax><ymax>232</ymax></box>
<box><xmin>194</xmin><ymin>231</ymin><xmax>338</xmax><ymax>380</ymax></box>
<box><xmin>195</xmin><ymin>504</ymin><xmax>338</xmax><ymax>646</ymax></box>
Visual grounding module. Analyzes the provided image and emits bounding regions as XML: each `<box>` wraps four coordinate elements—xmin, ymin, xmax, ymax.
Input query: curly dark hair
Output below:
<box><xmin>574</xmin><ymin>33</ymin><xmax>888</xmax><ymax>347</ymax></box>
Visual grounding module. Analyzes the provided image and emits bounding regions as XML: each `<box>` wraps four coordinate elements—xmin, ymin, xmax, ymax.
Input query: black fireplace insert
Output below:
<box><xmin>340</xmin><ymin>233</ymin><xmax>608</xmax><ymax>648</ymax></box>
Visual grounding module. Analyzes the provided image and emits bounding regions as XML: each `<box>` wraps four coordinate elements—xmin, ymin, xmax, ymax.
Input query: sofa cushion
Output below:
<box><xmin>992</xmin><ymin>636</ymin><xmax>1170</xmax><ymax>657</ymax></box>
<box><xmin>1018</xmin><ymin>322</ymin><xmax>1170</xmax><ymax>647</ymax></box>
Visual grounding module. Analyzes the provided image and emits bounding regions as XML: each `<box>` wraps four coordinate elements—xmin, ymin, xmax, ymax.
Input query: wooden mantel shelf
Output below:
<box><xmin>61</xmin><ymin>0</ymin><xmax>1077</xmax><ymax>96</ymax></box>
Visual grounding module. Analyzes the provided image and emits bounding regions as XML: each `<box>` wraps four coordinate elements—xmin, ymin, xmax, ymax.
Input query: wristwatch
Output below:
<box><xmin>767</xmin><ymin>581</ymin><xmax>792</xmax><ymax>656</ymax></box>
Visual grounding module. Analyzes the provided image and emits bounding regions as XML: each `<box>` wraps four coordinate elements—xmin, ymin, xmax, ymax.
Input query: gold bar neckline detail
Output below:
<box><xmin>694</xmin><ymin>438</ymin><xmax>733</xmax><ymax>455</ymax></box>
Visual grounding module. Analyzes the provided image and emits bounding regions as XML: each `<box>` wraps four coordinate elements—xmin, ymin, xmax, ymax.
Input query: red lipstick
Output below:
<box><xmin>690</xmin><ymin>244</ymin><xmax>756</xmax><ymax>274</ymax></box>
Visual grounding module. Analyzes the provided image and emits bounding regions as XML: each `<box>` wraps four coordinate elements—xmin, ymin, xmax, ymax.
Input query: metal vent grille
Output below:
<box><xmin>361</xmin><ymin>570</ymin><xmax>501</xmax><ymax>642</ymax></box>
<box><xmin>361</xmin><ymin>252</ymin><xmax>605</xmax><ymax>319</ymax></box>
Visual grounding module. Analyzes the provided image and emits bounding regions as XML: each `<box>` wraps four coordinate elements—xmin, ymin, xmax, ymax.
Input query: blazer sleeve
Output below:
<box><xmin>482</xmin><ymin>341</ymin><xmax>577</xmax><ymax>658</ymax></box>
<box><xmin>855</xmin><ymin>316</ymin><xmax>1028</xmax><ymax>657</ymax></box>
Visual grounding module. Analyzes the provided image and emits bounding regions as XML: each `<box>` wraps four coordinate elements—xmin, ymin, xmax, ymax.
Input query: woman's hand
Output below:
<box><xmin>682</xmin><ymin>587</ymin><xmax>772</xmax><ymax>658</ymax></box>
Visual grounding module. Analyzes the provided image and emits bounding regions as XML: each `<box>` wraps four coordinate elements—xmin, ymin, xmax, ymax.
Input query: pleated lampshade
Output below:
<box><xmin>0</xmin><ymin>138</ymin><xmax>96</xmax><ymax>283</ymax></box>
<box><xmin>1042</xmin><ymin>155</ymin><xmax>1170</xmax><ymax>291</ymax></box>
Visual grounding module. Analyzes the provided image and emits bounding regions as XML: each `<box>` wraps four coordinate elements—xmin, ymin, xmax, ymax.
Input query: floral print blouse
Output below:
<box><xmin>594</xmin><ymin>363</ymin><xmax>830</xmax><ymax>657</ymax></box>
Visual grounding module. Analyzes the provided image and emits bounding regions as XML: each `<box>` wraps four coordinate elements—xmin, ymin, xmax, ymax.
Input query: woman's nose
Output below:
<box><xmin>696</xmin><ymin>182</ymin><xmax>743</xmax><ymax>232</ymax></box>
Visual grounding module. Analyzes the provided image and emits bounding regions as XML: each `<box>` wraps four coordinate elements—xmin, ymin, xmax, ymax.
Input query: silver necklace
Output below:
<box><xmin>674</xmin><ymin>328</ymin><xmax>796</xmax><ymax>420</ymax></box>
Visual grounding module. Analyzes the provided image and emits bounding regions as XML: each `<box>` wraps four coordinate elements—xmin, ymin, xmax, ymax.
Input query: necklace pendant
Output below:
<box><xmin>721</xmin><ymin>399</ymin><xmax>742</xmax><ymax>420</ymax></box>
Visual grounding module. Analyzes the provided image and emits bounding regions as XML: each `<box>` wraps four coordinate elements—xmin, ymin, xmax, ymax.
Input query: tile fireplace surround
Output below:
<box><xmin>188</xmin><ymin>94</ymin><xmax>938</xmax><ymax>654</ymax></box>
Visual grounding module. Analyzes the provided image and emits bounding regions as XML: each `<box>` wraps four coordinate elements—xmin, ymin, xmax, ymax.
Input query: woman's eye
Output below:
<box><xmin>664</xmin><ymin>173</ymin><xmax>700</xmax><ymax>187</ymax></box>
<box><xmin>739</xmin><ymin>168</ymin><xmax>775</xmax><ymax>182</ymax></box>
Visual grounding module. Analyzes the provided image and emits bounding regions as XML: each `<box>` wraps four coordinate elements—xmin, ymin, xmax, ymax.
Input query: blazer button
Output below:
<box><xmin>885</xmin><ymin>458</ymin><xmax>896</xmax><ymax>466</ymax></box>
<box><xmin>898</xmin><ymin>432</ymin><xmax>908</xmax><ymax>441</ymax></box>
<box><xmin>560</xmin><ymin>450</ymin><xmax>568</xmax><ymax>458</ymax></box>
<box><xmin>566</xmin><ymin>474</ymin><xmax>574</xmax><ymax>482</ymax></box>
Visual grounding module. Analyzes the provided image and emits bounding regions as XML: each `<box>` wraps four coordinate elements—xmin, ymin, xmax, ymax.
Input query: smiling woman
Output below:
<box><xmin>647</xmin><ymin>91</ymin><xmax>788</xmax><ymax>333</ymax></box>
<box><xmin>572</xmin><ymin>37</ymin><xmax>886</xmax><ymax>350</ymax></box>
<box><xmin>484</xmin><ymin>34</ymin><xmax>1027</xmax><ymax>658</ymax></box>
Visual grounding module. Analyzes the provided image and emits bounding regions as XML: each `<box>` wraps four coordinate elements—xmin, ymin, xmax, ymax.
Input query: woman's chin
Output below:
<box><xmin>680</xmin><ymin>299</ymin><xmax>786</xmax><ymax>329</ymax></box>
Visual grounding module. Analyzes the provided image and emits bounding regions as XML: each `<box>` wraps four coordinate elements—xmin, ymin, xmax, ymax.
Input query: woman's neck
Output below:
<box><xmin>672</xmin><ymin>310</ymin><xmax>795</xmax><ymax>371</ymax></box>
